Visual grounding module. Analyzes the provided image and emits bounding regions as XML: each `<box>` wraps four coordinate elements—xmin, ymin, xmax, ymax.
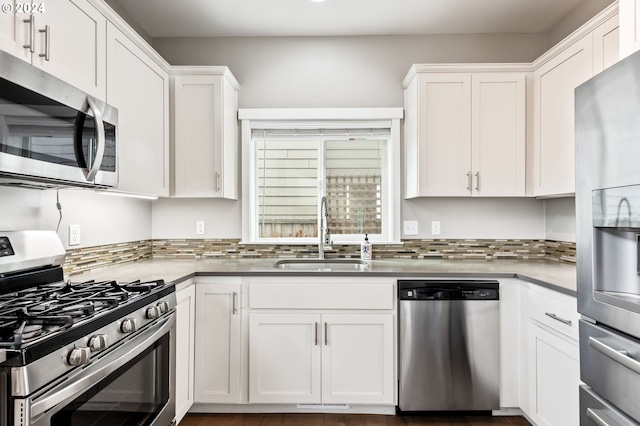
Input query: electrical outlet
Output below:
<box><xmin>196</xmin><ymin>220</ymin><xmax>206</xmax><ymax>235</ymax></box>
<box><xmin>403</xmin><ymin>220</ymin><xmax>418</xmax><ymax>235</ymax></box>
<box><xmin>431</xmin><ymin>221</ymin><xmax>441</xmax><ymax>236</ymax></box>
<box><xmin>69</xmin><ymin>224</ymin><xmax>81</xmax><ymax>246</ymax></box>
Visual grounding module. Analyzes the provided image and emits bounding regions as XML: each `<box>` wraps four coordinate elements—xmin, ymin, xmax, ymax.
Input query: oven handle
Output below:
<box><xmin>30</xmin><ymin>313</ymin><xmax>175</xmax><ymax>419</ymax></box>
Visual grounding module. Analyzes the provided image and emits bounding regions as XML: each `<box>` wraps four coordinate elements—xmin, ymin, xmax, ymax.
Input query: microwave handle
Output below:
<box><xmin>84</xmin><ymin>97</ymin><xmax>106</xmax><ymax>182</ymax></box>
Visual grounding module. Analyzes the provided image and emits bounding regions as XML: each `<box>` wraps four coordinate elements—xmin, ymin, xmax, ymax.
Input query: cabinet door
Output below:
<box><xmin>528</xmin><ymin>322</ymin><xmax>580</xmax><ymax>426</ymax></box>
<box><xmin>249</xmin><ymin>313</ymin><xmax>321</xmax><ymax>404</ymax></box>
<box><xmin>415</xmin><ymin>73</ymin><xmax>472</xmax><ymax>196</ymax></box>
<box><xmin>106</xmin><ymin>23</ymin><xmax>169</xmax><ymax>196</ymax></box>
<box><xmin>321</xmin><ymin>314</ymin><xmax>394</xmax><ymax>404</ymax></box>
<box><xmin>173</xmin><ymin>74</ymin><xmax>238</xmax><ymax>199</ymax></box>
<box><xmin>471</xmin><ymin>73</ymin><xmax>526</xmax><ymax>196</ymax></box>
<box><xmin>194</xmin><ymin>283</ymin><xmax>241</xmax><ymax>404</ymax></box>
<box><xmin>175</xmin><ymin>285</ymin><xmax>195</xmax><ymax>423</ymax></box>
<box><xmin>0</xmin><ymin>1</ymin><xmax>30</xmax><ymax>60</ymax></box>
<box><xmin>593</xmin><ymin>14</ymin><xmax>620</xmax><ymax>73</ymax></box>
<box><xmin>35</xmin><ymin>0</ymin><xmax>106</xmax><ymax>100</ymax></box>
<box><xmin>533</xmin><ymin>36</ymin><xmax>593</xmax><ymax>196</ymax></box>
<box><xmin>620</xmin><ymin>0</ymin><xmax>640</xmax><ymax>59</ymax></box>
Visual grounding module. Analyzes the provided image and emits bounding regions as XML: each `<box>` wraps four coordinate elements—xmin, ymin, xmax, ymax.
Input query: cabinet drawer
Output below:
<box><xmin>528</xmin><ymin>287</ymin><xmax>579</xmax><ymax>341</ymax></box>
<box><xmin>249</xmin><ymin>281</ymin><xmax>394</xmax><ymax>310</ymax></box>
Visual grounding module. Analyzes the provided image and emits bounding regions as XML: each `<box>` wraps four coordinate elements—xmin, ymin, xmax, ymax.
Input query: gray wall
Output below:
<box><xmin>149</xmin><ymin>33</ymin><xmax>561</xmax><ymax>241</ymax></box>
<box><xmin>0</xmin><ymin>187</ymin><xmax>152</xmax><ymax>249</ymax></box>
<box><xmin>154</xmin><ymin>34</ymin><xmax>547</xmax><ymax>109</ymax></box>
<box><xmin>4</xmin><ymin>3</ymin><xmax>600</xmax><ymax>246</ymax></box>
<box><xmin>546</xmin><ymin>0</ymin><xmax>615</xmax><ymax>48</ymax></box>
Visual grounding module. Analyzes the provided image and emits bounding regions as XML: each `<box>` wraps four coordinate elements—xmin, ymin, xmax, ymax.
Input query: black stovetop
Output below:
<box><xmin>0</xmin><ymin>265</ymin><xmax>174</xmax><ymax>366</ymax></box>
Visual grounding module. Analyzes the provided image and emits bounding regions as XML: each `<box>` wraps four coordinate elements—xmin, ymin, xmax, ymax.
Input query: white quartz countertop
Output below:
<box><xmin>68</xmin><ymin>258</ymin><xmax>577</xmax><ymax>296</ymax></box>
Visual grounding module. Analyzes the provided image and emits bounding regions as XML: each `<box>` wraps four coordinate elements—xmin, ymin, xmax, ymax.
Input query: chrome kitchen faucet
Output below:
<box><xmin>319</xmin><ymin>196</ymin><xmax>332</xmax><ymax>259</ymax></box>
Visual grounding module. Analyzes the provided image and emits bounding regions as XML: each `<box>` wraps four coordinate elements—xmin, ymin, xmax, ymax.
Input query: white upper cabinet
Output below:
<box><xmin>532</xmin><ymin>8</ymin><xmax>618</xmax><ymax>197</ymax></box>
<box><xmin>106</xmin><ymin>22</ymin><xmax>170</xmax><ymax>196</ymax></box>
<box><xmin>532</xmin><ymin>37</ymin><xmax>593</xmax><ymax>197</ymax></box>
<box><xmin>403</xmin><ymin>68</ymin><xmax>526</xmax><ymax>198</ymax></box>
<box><xmin>0</xmin><ymin>0</ymin><xmax>106</xmax><ymax>99</ymax></box>
<box><xmin>172</xmin><ymin>70</ymin><xmax>240</xmax><ymax>199</ymax></box>
<box><xmin>0</xmin><ymin>1</ymin><xmax>26</xmax><ymax>58</ymax></box>
<box><xmin>593</xmin><ymin>13</ymin><xmax>620</xmax><ymax>73</ymax></box>
<box><xmin>620</xmin><ymin>0</ymin><xmax>640</xmax><ymax>58</ymax></box>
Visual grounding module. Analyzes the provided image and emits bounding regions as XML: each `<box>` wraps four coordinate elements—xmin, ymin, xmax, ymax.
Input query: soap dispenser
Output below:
<box><xmin>360</xmin><ymin>234</ymin><xmax>372</xmax><ymax>260</ymax></box>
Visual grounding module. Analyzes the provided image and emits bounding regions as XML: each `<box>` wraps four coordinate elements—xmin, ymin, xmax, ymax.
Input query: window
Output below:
<box><xmin>240</xmin><ymin>109</ymin><xmax>402</xmax><ymax>244</ymax></box>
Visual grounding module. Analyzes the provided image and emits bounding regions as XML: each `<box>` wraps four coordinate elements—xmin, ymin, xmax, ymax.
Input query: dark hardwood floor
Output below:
<box><xmin>179</xmin><ymin>413</ymin><xmax>531</xmax><ymax>426</ymax></box>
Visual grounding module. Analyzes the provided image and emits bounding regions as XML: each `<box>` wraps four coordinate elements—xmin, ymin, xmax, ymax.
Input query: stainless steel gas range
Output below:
<box><xmin>0</xmin><ymin>231</ymin><xmax>176</xmax><ymax>426</ymax></box>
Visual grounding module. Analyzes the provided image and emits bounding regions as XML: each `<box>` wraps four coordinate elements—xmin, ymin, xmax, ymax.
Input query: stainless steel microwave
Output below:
<box><xmin>0</xmin><ymin>50</ymin><xmax>118</xmax><ymax>189</ymax></box>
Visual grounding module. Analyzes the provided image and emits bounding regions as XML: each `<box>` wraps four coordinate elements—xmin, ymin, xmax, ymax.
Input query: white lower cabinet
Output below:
<box><xmin>249</xmin><ymin>312</ymin><xmax>393</xmax><ymax>405</ymax></box>
<box><xmin>525</xmin><ymin>285</ymin><xmax>580</xmax><ymax>426</ymax></box>
<box><xmin>175</xmin><ymin>284</ymin><xmax>196</xmax><ymax>423</ymax></box>
<box><xmin>194</xmin><ymin>282</ymin><xmax>242</xmax><ymax>404</ymax></box>
<box><xmin>527</xmin><ymin>321</ymin><xmax>580</xmax><ymax>426</ymax></box>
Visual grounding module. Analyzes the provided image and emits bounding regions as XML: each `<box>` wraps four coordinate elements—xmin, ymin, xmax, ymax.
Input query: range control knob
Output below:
<box><xmin>146</xmin><ymin>306</ymin><xmax>161</xmax><ymax>320</ymax></box>
<box><xmin>68</xmin><ymin>347</ymin><xmax>91</xmax><ymax>366</ymax></box>
<box><xmin>157</xmin><ymin>301</ymin><xmax>170</xmax><ymax>314</ymax></box>
<box><xmin>89</xmin><ymin>334</ymin><xmax>109</xmax><ymax>352</ymax></box>
<box><xmin>121</xmin><ymin>318</ymin><xmax>138</xmax><ymax>333</ymax></box>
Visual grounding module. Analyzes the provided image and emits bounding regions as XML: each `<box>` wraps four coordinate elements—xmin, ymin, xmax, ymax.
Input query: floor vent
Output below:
<box><xmin>296</xmin><ymin>404</ymin><xmax>350</xmax><ymax>410</ymax></box>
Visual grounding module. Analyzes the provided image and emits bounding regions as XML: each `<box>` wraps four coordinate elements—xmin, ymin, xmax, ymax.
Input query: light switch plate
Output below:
<box><xmin>69</xmin><ymin>224</ymin><xmax>81</xmax><ymax>246</ymax></box>
<box><xmin>403</xmin><ymin>220</ymin><xmax>418</xmax><ymax>235</ymax></box>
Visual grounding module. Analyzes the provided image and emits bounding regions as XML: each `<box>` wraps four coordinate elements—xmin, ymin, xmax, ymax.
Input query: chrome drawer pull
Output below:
<box><xmin>587</xmin><ymin>408</ymin><xmax>612</xmax><ymax>426</ymax></box>
<box><xmin>589</xmin><ymin>337</ymin><xmax>640</xmax><ymax>375</ymax></box>
<box><xmin>545</xmin><ymin>312</ymin><xmax>572</xmax><ymax>325</ymax></box>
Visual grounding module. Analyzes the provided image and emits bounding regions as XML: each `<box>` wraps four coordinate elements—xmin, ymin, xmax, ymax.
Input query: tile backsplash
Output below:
<box><xmin>63</xmin><ymin>238</ymin><xmax>576</xmax><ymax>276</ymax></box>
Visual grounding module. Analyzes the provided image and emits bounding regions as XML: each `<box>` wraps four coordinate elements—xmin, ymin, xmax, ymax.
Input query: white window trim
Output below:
<box><xmin>240</xmin><ymin>108</ymin><xmax>403</xmax><ymax>245</ymax></box>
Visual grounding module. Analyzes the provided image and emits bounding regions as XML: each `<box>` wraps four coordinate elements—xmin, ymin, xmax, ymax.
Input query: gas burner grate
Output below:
<box><xmin>0</xmin><ymin>278</ymin><xmax>166</xmax><ymax>349</ymax></box>
<box><xmin>0</xmin><ymin>315</ymin><xmax>73</xmax><ymax>346</ymax></box>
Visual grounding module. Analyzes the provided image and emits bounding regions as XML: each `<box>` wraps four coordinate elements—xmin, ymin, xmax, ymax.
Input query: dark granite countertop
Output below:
<box><xmin>69</xmin><ymin>257</ymin><xmax>577</xmax><ymax>296</ymax></box>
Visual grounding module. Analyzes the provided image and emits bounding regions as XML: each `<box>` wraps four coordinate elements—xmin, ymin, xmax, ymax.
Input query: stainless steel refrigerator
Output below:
<box><xmin>576</xmin><ymin>48</ymin><xmax>640</xmax><ymax>425</ymax></box>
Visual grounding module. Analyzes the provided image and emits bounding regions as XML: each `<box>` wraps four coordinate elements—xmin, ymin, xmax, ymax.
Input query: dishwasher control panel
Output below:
<box><xmin>398</xmin><ymin>279</ymin><xmax>499</xmax><ymax>300</ymax></box>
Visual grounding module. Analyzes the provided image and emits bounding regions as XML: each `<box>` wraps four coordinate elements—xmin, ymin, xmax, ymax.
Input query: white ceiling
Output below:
<box><xmin>112</xmin><ymin>0</ymin><xmax>586</xmax><ymax>38</ymax></box>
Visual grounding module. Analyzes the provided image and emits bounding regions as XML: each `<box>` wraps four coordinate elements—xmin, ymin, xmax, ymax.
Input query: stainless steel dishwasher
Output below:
<box><xmin>398</xmin><ymin>279</ymin><xmax>500</xmax><ymax>412</ymax></box>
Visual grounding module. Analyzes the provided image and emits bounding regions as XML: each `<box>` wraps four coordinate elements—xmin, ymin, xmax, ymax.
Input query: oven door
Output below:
<box><xmin>17</xmin><ymin>314</ymin><xmax>176</xmax><ymax>426</ymax></box>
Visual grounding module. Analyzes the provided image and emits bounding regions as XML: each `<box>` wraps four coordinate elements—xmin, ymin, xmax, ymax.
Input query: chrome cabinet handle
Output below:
<box><xmin>23</xmin><ymin>15</ymin><xmax>35</xmax><ymax>53</ymax></box>
<box><xmin>589</xmin><ymin>337</ymin><xmax>640</xmax><ymax>375</ymax></box>
<box><xmin>314</xmin><ymin>322</ymin><xmax>318</xmax><ymax>346</ymax></box>
<box><xmin>324</xmin><ymin>322</ymin><xmax>328</xmax><ymax>346</ymax></box>
<box><xmin>466</xmin><ymin>171</ymin><xmax>471</xmax><ymax>192</ymax></box>
<box><xmin>587</xmin><ymin>408</ymin><xmax>614</xmax><ymax>426</ymax></box>
<box><xmin>216</xmin><ymin>172</ymin><xmax>221</xmax><ymax>191</ymax></box>
<box><xmin>475</xmin><ymin>171</ymin><xmax>480</xmax><ymax>191</ymax></box>
<box><xmin>84</xmin><ymin>97</ymin><xmax>105</xmax><ymax>182</ymax></box>
<box><xmin>545</xmin><ymin>312</ymin><xmax>572</xmax><ymax>325</ymax></box>
<box><xmin>38</xmin><ymin>25</ymin><xmax>50</xmax><ymax>61</ymax></box>
<box><xmin>232</xmin><ymin>291</ymin><xmax>237</xmax><ymax>315</ymax></box>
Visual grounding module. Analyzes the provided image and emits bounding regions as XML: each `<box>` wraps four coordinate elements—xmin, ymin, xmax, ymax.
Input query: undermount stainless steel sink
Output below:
<box><xmin>273</xmin><ymin>258</ymin><xmax>371</xmax><ymax>271</ymax></box>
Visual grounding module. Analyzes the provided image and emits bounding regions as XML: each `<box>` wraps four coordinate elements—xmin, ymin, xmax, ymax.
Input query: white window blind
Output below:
<box><xmin>254</xmin><ymin>128</ymin><xmax>387</xmax><ymax>239</ymax></box>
